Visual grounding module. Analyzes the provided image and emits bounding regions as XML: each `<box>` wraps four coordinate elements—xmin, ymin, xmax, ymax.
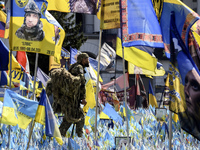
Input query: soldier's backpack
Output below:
<box><xmin>46</xmin><ymin>68</ymin><xmax>82</xmax><ymax>122</ymax></box>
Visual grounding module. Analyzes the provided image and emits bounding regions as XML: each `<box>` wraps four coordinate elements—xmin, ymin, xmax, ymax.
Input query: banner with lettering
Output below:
<box><xmin>9</xmin><ymin>0</ymin><xmax>65</xmax><ymax>63</ymax></box>
<box><xmin>100</xmin><ymin>0</ymin><xmax>120</xmax><ymax>30</ymax></box>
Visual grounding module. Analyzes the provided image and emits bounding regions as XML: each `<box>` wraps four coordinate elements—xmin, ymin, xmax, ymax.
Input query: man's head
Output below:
<box><xmin>24</xmin><ymin>0</ymin><xmax>41</xmax><ymax>28</ymax></box>
<box><xmin>184</xmin><ymin>69</ymin><xmax>200</xmax><ymax>119</ymax></box>
<box><xmin>77</xmin><ymin>53</ymin><xmax>89</xmax><ymax>67</ymax></box>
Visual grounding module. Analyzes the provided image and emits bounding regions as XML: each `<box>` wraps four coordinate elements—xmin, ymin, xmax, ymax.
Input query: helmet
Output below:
<box><xmin>77</xmin><ymin>53</ymin><xmax>89</xmax><ymax>63</ymax></box>
<box><xmin>24</xmin><ymin>0</ymin><xmax>41</xmax><ymax>15</ymax></box>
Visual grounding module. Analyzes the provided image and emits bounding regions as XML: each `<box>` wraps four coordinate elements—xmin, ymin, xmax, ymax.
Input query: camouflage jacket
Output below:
<box><xmin>15</xmin><ymin>23</ymin><xmax>44</xmax><ymax>41</ymax></box>
<box><xmin>69</xmin><ymin>62</ymin><xmax>86</xmax><ymax>100</ymax></box>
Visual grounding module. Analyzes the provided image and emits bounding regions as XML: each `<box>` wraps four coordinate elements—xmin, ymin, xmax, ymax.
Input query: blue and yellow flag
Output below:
<box><xmin>117</xmin><ymin>0</ymin><xmax>164</xmax><ymax>72</ymax></box>
<box><xmin>149</xmin><ymin>81</ymin><xmax>158</xmax><ymax>108</ymax></box>
<box><xmin>9</xmin><ymin>0</ymin><xmax>65</xmax><ymax>63</ymax></box>
<box><xmin>169</xmin><ymin>12</ymin><xmax>200</xmax><ymax>140</ymax></box>
<box><xmin>128</xmin><ymin>62</ymin><xmax>165</xmax><ymax>77</ymax></box>
<box><xmin>102</xmin><ymin>103</ymin><xmax>123</xmax><ymax>125</ymax></box>
<box><xmin>160</xmin><ymin>0</ymin><xmax>200</xmax><ymax>58</ymax></box>
<box><xmin>47</xmin><ymin>0</ymin><xmax>101</xmax><ymax>15</ymax></box>
<box><xmin>0</xmin><ymin>10</ymin><xmax>6</xmax><ymax>38</ymax></box>
<box><xmin>116</xmin><ymin>29</ymin><xmax>158</xmax><ymax>72</ymax></box>
<box><xmin>120</xmin><ymin>0</ymin><xmax>164</xmax><ymax>48</ymax></box>
<box><xmin>35</xmin><ymin>89</ymin><xmax>63</xmax><ymax>145</ymax></box>
<box><xmin>1</xmin><ymin>89</ymin><xmax>38</xmax><ymax>129</ymax></box>
<box><xmin>0</xmin><ymin>39</ymin><xmax>23</xmax><ymax>71</ymax></box>
<box><xmin>0</xmin><ymin>71</ymin><xmax>14</xmax><ymax>87</ymax></box>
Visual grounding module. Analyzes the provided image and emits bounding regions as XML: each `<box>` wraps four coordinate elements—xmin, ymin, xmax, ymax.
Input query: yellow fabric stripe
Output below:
<box><xmin>83</xmin><ymin>79</ymin><xmax>96</xmax><ymax>112</ymax></box>
<box><xmin>99</xmin><ymin>112</ymin><xmax>110</xmax><ymax>119</ymax></box>
<box><xmin>149</xmin><ymin>94</ymin><xmax>158</xmax><ymax>108</ymax></box>
<box><xmin>17</xmin><ymin>111</ymin><xmax>33</xmax><ymax>129</ymax></box>
<box><xmin>1</xmin><ymin>106</ymin><xmax>18</xmax><ymax>126</ymax></box>
<box><xmin>116</xmin><ymin>37</ymin><xmax>157</xmax><ymax>71</ymax></box>
<box><xmin>35</xmin><ymin>105</ymin><xmax>45</xmax><ymax>125</ymax></box>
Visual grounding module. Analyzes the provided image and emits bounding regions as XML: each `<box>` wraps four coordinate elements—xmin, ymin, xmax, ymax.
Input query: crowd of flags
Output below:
<box><xmin>0</xmin><ymin>0</ymin><xmax>199</xmax><ymax>148</ymax></box>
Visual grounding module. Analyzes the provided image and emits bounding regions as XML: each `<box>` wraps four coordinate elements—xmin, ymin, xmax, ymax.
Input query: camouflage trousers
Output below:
<box><xmin>59</xmin><ymin>110</ymin><xmax>85</xmax><ymax>137</ymax></box>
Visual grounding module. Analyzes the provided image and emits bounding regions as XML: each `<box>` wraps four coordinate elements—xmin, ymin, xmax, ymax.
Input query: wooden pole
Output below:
<box><xmin>94</xmin><ymin>29</ymin><xmax>102</xmax><ymax>143</ymax></box>
<box><xmin>26</xmin><ymin>53</ymin><xmax>39</xmax><ymax>149</ymax></box>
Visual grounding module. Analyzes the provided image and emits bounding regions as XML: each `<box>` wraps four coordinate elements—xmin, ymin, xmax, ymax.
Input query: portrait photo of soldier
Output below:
<box><xmin>15</xmin><ymin>0</ymin><xmax>45</xmax><ymax>41</ymax></box>
<box><xmin>69</xmin><ymin>0</ymin><xmax>100</xmax><ymax>14</ymax></box>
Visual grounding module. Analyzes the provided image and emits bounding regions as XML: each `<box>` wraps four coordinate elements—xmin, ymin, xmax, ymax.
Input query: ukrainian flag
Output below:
<box><xmin>35</xmin><ymin>89</ymin><xmax>63</xmax><ymax>145</ymax></box>
<box><xmin>160</xmin><ymin>0</ymin><xmax>199</xmax><ymax>58</ymax></box>
<box><xmin>1</xmin><ymin>89</ymin><xmax>38</xmax><ymax>129</ymax></box>
<box><xmin>148</xmin><ymin>81</ymin><xmax>158</xmax><ymax>108</ymax></box>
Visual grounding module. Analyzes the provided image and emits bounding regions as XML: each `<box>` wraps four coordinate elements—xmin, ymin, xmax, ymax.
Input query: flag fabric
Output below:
<box><xmin>9</xmin><ymin>0</ymin><xmax>65</xmax><ymax>63</ymax></box>
<box><xmin>96</xmin><ymin>42</ymin><xmax>116</xmax><ymax>70</ymax></box>
<box><xmin>37</xmin><ymin>67</ymin><xmax>50</xmax><ymax>87</ymax></box>
<box><xmin>117</xmin><ymin>0</ymin><xmax>164</xmax><ymax>72</ymax></box>
<box><xmin>116</xmin><ymin>29</ymin><xmax>158</xmax><ymax>72</ymax></box>
<box><xmin>0</xmin><ymin>39</ymin><xmax>23</xmax><ymax>71</ymax></box>
<box><xmin>35</xmin><ymin>89</ymin><xmax>63</xmax><ymax>145</ymax></box>
<box><xmin>83</xmin><ymin>78</ymin><xmax>96</xmax><ymax>113</ymax></box>
<box><xmin>122</xmin><ymin>101</ymin><xmax>133</xmax><ymax>121</ymax></box>
<box><xmin>0</xmin><ymin>10</ymin><xmax>6</xmax><ymax>38</ymax></box>
<box><xmin>68</xmin><ymin>138</ymin><xmax>80</xmax><ymax>150</ymax></box>
<box><xmin>99</xmin><ymin>85</ymin><xmax>136</xmax><ymax>110</ymax></box>
<box><xmin>160</xmin><ymin>0</ymin><xmax>200</xmax><ymax>58</ymax></box>
<box><xmin>19</xmin><ymin>80</ymin><xmax>28</xmax><ymax>91</ymax></box>
<box><xmin>83</xmin><ymin>64</ymin><xmax>103</xmax><ymax>112</ymax></box>
<box><xmin>100</xmin><ymin>0</ymin><xmax>120</xmax><ymax>30</ymax></box>
<box><xmin>70</xmin><ymin>47</ymin><xmax>80</xmax><ymax>65</ymax></box>
<box><xmin>16</xmin><ymin>51</ymin><xmax>30</xmax><ymax>74</ymax></box>
<box><xmin>89</xmin><ymin>57</ymin><xmax>104</xmax><ymax>71</ymax></box>
<box><xmin>47</xmin><ymin>0</ymin><xmax>101</xmax><ymax>15</ymax></box>
<box><xmin>169</xmin><ymin>12</ymin><xmax>200</xmax><ymax>140</ymax></box>
<box><xmin>120</xmin><ymin>0</ymin><xmax>164</xmax><ymax>48</ymax></box>
<box><xmin>4</xmin><ymin>8</ymin><xmax>10</xmax><ymax>39</ymax></box>
<box><xmin>0</xmin><ymin>71</ymin><xmax>14</xmax><ymax>87</ymax></box>
<box><xmin>1</xmin><ymin>89</ymin><xmax>38</xmax><ymax>129</ymax></box>
<box><xmin>0</xmin><ymin>87</ymin><xmax>21</xmax><ymax>102</ymax></box>
<box><xmin>102</xmin><ymin>73</ymin><xmax>129</xmax><ymax>92</ymax></box>
<box><xmin>99</xmin><ymin>90</ymin><xmax>120</xmax><ymax>111</ymax></box>
<box><xmin>49</xmin><ymin>48</ymin><xmax>70</xmax><ymax>70</ymax></box>
<box><xmin>102</xmin><ymin>103</ymin><xmax>123</xmax><ymax>125</ymax></box>
<box><xmin>128</xmin><ymin>61</ymin><xmax>165</xmax><ymax>77</ymax></box>
<box><xmin>135</xmin><ymin>74</ymin><xmax>148</xmax><ymax>108</ymax></box>
<box><xmin>149</xmin><ymin>81</ymin><xmax>158</xmax><ymax>108</ymax></box>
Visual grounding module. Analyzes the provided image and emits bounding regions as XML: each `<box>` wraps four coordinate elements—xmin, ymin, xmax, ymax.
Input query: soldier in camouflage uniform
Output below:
<box><xmin>15</xmin><ymin>0</ymin><xmax>45</xmax><ymax>41</ymax></box>
<box><xmin>46</xmin><ymin>53</ymin><xmax>89</xmax><ymax>137</ymax></box>
<box><xmin>60</xmin><ymin>53</ymin><xmax>88</xmax><ymax>137</ymax></box>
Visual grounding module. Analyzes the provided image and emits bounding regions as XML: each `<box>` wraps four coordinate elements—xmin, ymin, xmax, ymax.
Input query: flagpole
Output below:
<box><xmin>32</xmin><ymin>53</ymin><xmax>39</xmax><ymax>101</ymax></box>
<box><xmin>94</xmin><ymin>29</ymin><xmax>102</xmax><ymax>143</ymax></box>
<box><xmin>27</xmin><ymin>53</ymin><xmax>39</xmax><ymax>149</ymax></box>
<box><xmin>122</xmin><ymin>47</ymin><xmax>130</xmax><ymax>149</ymax></box>
<box><xmin>169</xmin><ymin>111</ymin><xmax>172</xmax><ymax>150</ymax></box>
<box><xmin>169</xmin><ymin>23</ymin><xmax>176</xmax><ymax>149</ymax></box>
<box><xmin>7</xmin><ymin>47</ymin><xmax>12</xmax><ymax>149</ymax></box>
<box><xmin>26</xmin><ymin>120</ymin><xmax>36</xmax><ymax>150</ymax></box>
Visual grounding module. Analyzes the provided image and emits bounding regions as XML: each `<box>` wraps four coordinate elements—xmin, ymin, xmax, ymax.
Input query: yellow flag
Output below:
<box><xmin>83</xmin><ymin>79</ymin><xmax>96</xmax><ymax>112</ymax></box>
<box><xmin>100</xmin><ymin>0</ymin><xmax>120</xmax><ymax>30</ymax></box>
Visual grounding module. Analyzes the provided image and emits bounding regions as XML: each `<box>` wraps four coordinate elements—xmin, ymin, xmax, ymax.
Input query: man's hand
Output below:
<box><xmin>81</xmin><ymin>99</ymin><xmax>87</xmax><ymax>106</ymax></box>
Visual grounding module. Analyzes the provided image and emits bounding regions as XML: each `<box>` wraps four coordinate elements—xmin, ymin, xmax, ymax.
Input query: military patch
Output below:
<box><xmin>15</xmin><ymin>0</ymin><xmax>29</xmax><ymax>8</ymax></box>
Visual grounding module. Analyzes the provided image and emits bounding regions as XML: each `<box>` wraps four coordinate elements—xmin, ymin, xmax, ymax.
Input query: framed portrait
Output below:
<box><xmin>115</xmin><ymin>136</ymin><xmax>131</xmax><ymax>148</ymax></box>
<box><xmin>155</xmin><ymin>108</ymin><xmax>167</xmax><ymax>121</ymax></box>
